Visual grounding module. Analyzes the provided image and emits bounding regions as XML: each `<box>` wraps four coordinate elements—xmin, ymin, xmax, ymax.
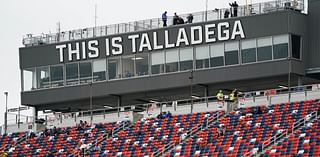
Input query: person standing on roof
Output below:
<box><xmin>173</xmin><ymin>13</ymin><xmax>179</xmax><ymax>25</ymax></box>
<box><xmin>162</xmin><ymin>11</ymin><xmax>168</xmax><ymax>27</ymax></box>
<box><xmin>187</xmin><ymin>14</ymin><xmax>194</xmax><ymax>23</ymax></box>
<box><xmin>229</xmin><ymin>1</ymin><xmax>239</xmax><ymax>17</ymax></box>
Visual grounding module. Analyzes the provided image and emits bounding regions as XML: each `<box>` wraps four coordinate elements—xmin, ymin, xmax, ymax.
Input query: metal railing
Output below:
<box><xmin>152</xmin><ymin>111</ymin><xmax>221</xmax><ymax>157</ymax></box>
<box><xmin>5</xmin><ymin>83</ymin><xmax>320</xmax><ymax>131</ymax></box>
<box><xmin>69</xmin><ymin>120</ymin><xmax>130</xmax><ymax>157</ymax></box>
<box><xmin>242</xmin><ymin>111</ymin><xmax>319</xmax><ymax>157</ymax></box>
<box><xmin>22</xmin><ymin>0</ymin><xmax>304</xmax><ymax>47</ymax></box>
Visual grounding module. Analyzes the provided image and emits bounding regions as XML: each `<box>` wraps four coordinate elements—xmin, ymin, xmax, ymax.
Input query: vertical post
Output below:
<box><xmin>90</xmin><ymin>83</ymin><xmax>93</xmax><ymax>125</ymax></box>
<box><xmin>205</xmin><ymin>86</ymin><xmax>209</xmax><ymax>107</ymax></box>
<box><xmin>288</xmin><ymin>58</ymin><xmax>291</xmax><ymax>103</ymax></box>
<box><xmin>18</xmin><ymin>106</ymin><xmax>20</xmax><ymax>128</ymax></box>
<box><xmin>205</xmin><ymin>0</ymin><xmax>208</xmax><ymax>21</ymax></box>
<box><xmin>94</xmin><ymin>4</ymin><xmax>97</xmax><ymax>37</ymax></box>
<box><xmin>4</xmin><ymin>92</ymin><xmax>8</xmax><ymax>135</ymax></box>
<box><xmin>117</xmin><ymin>96</ymin><xmax>121</xmax><ymax>117</ymax></box>
<box><xmin>189</xmin><ymin>70</ymin><xmax>194</xmax><ymax>113</ymax></box>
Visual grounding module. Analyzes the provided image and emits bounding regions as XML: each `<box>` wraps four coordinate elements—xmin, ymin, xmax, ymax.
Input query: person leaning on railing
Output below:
<box><xmin>216</xmin><ymin>90</ymin><xmax>224</xmax><ymax>101</ymax></box>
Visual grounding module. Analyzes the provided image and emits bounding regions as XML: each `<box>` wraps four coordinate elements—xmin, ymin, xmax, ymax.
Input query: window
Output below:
<box><xmin>257</xmin><ymin>37</ymin><xmax>272</xmax><ymax>61</ymax></box>
<box><xmin>36</xmin><ymin>66</ymin><xmax>50</xmax><ymax>89</ymax></box>
<box><xmin>50</xmin><ymin>65</ymin><xmax>64</xmax><ymax>87</ymax></box>
<box><xmin>273</xmin><ymin>35</ymin><xmax>288</xmax><ymax>59</ymax></box>
<box><xmin>210</xmin><ymin>43</ymin><xmax>224</xmax><ymax>67</ymax></box>
<box><xmin>135</xmin><ymin>53</ymin><xmax>149</xmax><ymax>76</ymax></box>
<box><xmin>195</xmin><ymin>45</ymin><xmax>210</xmax><ymax>69</ymax></box>
<box><xmin>66</xmin><ymin>63</ymin><xmax>79</xmax><ymax>85</ymax></box>
<box><xmin>291</xmin><ymin>35</ymin><xmax>301</xmax><ymax>59</ymax></box>
<box><xmin>225</xmin><ymin>41</ymin><xmax>239</xmax><ymax>65</ymax></box>
<box><xmin>79</xmin><ymin>62</ymin><xmax>92</xmax><ymax>84</ymax></box>
<box><xmin>108</xmin><ymin>57</ymin><xmax>121</xmax><ymax>80</ymax></box>
<box><xmin>23</xmin><ymin>68</ymin><xmax>36</xmax><ymax>91</ymax></box>
<box><xmin>151</xmin><ymin>51</ymin><xmax>165</xmax><ymax>74</ymax></box>
<box><xmin>93</xmin><ymin>59</ymin><xmax>106</xmax><ymax>82</ymax></box>
<box><xmin>122</xmin><ymin>55</ymin><xmax>135</xmax><ymax>78</ymax></box>
<box><xmin>165</xmin><ymin>49</ymin><xmax>179</xmax><ymax>73</ymax></box>
<box><xmin>180</xmin><ymin>48</ymin><xmax>193</xmax><ymax>71</ymax></box>
<box><xmin>241</xmin><ymin>39</ymin><xmax>257</xmax><ymax>63</ymax></box>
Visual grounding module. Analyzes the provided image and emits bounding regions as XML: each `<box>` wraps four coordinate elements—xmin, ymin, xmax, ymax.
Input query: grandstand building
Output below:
<box><xmin>1</xmin><ymin>0</ymin><xmax>320</xmax><ymax>156</ymax></box>
<box><xmin>19</xmin><ymin>0</ymin><xmax>319</xmax><ymax>117</ymax></box>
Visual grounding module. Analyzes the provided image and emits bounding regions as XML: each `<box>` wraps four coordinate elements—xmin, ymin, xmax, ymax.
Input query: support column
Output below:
<box><xmin>117</xmin><ymin>96</ymin><xmax>122</xmax><ymax>117</ymax></box>
<box><xmin>33</xmin><ymin>107</ymin><xmax>38</xmax><ymax>125</ymax></box>
<box><xmin>205</xmin><ymin>86</ymin><xmax>209</xmax><ymax>107</ymax></box>
<box><xmin>298</xmin><ymin>76</ymin><xmax>302</xmax><ymax>86</ymax></box>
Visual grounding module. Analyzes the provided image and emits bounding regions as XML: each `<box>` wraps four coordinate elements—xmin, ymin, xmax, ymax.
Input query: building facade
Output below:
<box><xmin>19</xmin><ymin>0</ymin><xmax>320</xmax><ymax>114</ymax></box>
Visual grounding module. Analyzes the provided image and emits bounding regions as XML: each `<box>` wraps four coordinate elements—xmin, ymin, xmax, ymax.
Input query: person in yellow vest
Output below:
<box><xmin>216</xmin><ymin>90</ymin><xmax>224</xmax><ymax>101</ymax></box>
<box><xmin>229</xmin><ymin>89</ymin><xmax>238</xmax><ymax>102</ymax></box>
<box><xmin>0</xmin><ymin>152</ymin><xmax>8</xmax><ymax>157</ymax></box>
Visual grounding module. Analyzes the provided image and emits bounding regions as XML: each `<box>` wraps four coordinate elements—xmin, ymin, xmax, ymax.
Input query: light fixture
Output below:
<box><xmin>149</xmin><ymin>99</ymin><xmax>159</xmax><ymax>103</ymax></box>
<box><xmin>191</xmin><ymin>95</ymin><xmax>201</xmax><ymax>99</ymax></box>
<box><xmin>131</xmin><ymin>57</ymin><xmax>144</xmax><ymax>61</ymax></box>
<box><xmin>104</xmin><ymin>105</ymin><xmax>114</xmax><ymax>109</ymax></box>
<box><xmin>278</xmin><ymin>85</ymin><xmax>288</xmax><ymax>89</ymax></box>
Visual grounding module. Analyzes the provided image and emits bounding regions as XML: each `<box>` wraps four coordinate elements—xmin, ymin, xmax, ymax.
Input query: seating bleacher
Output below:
<box><xmin>0</xmin><ymin>99</ymin><xmax>319</xmax><ymax>157</ymax></box>
<box><xmin>263</xmin><ymin>116</ymin><xmax>320</xmax><ymax>156</ymax></box>
<box><xmin>7</xmin><ymin>121</ymin><xmax>124</xmax><ymax>157</ymax></box>
<box><xmin>166</xmin><ymin>100</ymin><xmax>318</xmax><ymax>157</ymax></box>
<box><xmin>89</xmin><ymin>111</ymin><xmax>223</xmax><ymax>157</ymax></box>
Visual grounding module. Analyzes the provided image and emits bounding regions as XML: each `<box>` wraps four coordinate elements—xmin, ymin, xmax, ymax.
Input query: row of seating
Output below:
<box><xmin>88</xmin><ymin>111</ymin><xmax>224</xmax><ymax>157</ymax></box>
<box><xmin>6</xmin><ymin>121</ymin><xmax>125</xmax><ymax>157</ymax></box>
<box><xmin>166</xmin><ymin>100</ymin><xmax>318</xmax><ymax>157</ymax></box>
<box><xmin>263</xmin><ymin>102</ymin><xmax>320</xmax><ymax>157</ymax></box>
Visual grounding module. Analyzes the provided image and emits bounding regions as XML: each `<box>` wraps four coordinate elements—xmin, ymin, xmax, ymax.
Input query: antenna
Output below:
<box><xmin>57</xmin><ymin>22</ymin><xmax>61</xmax><ymax>41</ymax></box>
<box><xmin>94</xmin><ymin>4</ymin><xmax>97</xmax><ymax>28</ymax></box>
<box><xmin>94</xmin><ymin>4</ymin><xmax>98</xmax><ymax>37</ymax></box>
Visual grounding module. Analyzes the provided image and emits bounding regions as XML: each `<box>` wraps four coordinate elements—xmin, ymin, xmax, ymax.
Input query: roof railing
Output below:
<box><xmin>22</xmin><ymin>0</ymin><xmax>304</xmax><ymax>47</ymax></box>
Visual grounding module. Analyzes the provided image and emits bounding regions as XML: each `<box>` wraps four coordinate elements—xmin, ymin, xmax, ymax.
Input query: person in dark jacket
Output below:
<box><xmin>187</xmin><ymin>14</ymin><xmax>193</xmax><ymax>23</ymax></box>
<box><xmin>162</xmin><ymin>11</ymin><xmax>168</xmax><ymax>27</ymax></box>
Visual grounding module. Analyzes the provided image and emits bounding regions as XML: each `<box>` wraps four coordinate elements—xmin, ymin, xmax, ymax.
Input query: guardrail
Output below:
<box><xmin>22</xmin><ymin>0</ymin><xmax>304</xmax><ymax>47</ymax></box>
<box><xmin>5</xmin><ymin>83</ymin><xmax>320</xmax><ymax>134</ymax></box>
<box><xmin>69</xmin><ymin>120</ymin><xmax>130</xmax><ymax>157</ymax></box>
<box><xmin>242</xmin><ymin>111</ymin><xmax>319</xmax><ymax>157</ymax></box>
<box><xmin>152</xmin><ymin>111</ymin><xmax>221</xmax><ymax>157</ymax></box>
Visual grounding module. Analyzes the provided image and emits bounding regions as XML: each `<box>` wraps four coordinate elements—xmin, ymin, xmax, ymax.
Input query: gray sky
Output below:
<box><xmin>0</xmin><ymin>0</ymin><xmax>269</xmax><ymax>125</ymax></box>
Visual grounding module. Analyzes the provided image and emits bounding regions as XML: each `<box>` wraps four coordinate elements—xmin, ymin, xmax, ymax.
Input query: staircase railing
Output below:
<box><xmin>242</xmin><ymin>111</ymin><xmax>318</xmax><ymax>157</ymax></box>
<box><xmin>152</xmin><ymin>111</ymin><xmax>222</xmax><ymax>157</ymax></box>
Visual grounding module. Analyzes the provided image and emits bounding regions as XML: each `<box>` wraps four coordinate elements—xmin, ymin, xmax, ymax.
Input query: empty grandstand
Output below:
<box><xmin>1</xmin><ymin>0</ymin><xmax>320</xmax><ymax>156</ymax></box>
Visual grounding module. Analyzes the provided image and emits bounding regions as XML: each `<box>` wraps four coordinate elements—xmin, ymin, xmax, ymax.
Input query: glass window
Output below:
<box><xmin>241</xmin><ymin>39</ymin><xmax>257</xmax><ymax>64</ymax></box>
<box><xmin>122</xmin><ymin>55</ymin><xmax>135</xmax><ymax>78</ymax></box>
<box><xmin>195</xmin><ymin>45</ymin><xmax>209</xmax><ymax>69</ymax></box>
<box><xmin>36</xmin><ymin>66</ymin><xmax>50</xmax><ymax>89</ymax></box>
<box><xmin>23</xmin><ymin>68</ymin><xmax>36</xmax><ymax>91</ymax></box>
<box><xmin>257</xmin><ymin>37</ymin><xmax>272</xmax><ymax>61</ymax></box>
<box><xmin>151</xmin><ymin>51</ymin><xmax>165</xmax><ymax>74</ymax></box>
<box><xmin>291</xmin><ymin>35</ymin><xmax>301</xmax><ymax>59</ymax></box>
<box><xmin>225</xmin><ymin>41</ymin><xmax>239</xmax><ymax>65</ymax></box>
<box><xmin>66</xmin><ymin>63</ymin><xmax>79</xmax><ymax>85</ymax></box>
<box><xmin>108</xmin><ymin>57</ymin><xmax>121</xmax><ymax>80</ymax></box>
<box><xmin>50</xmin><ymin>65</ymin><xmax>64</xmax><ymax>87</ymax></box>
<box><xmin>273</xmin><ymin>35</ymin><xmax>288</xmax><ymax>59</ymax></box>
<box><xmin>79</xmin><ymin>62</ymin><xmax>92</xmax><ymax>84</ymax></box>
<box><xmin>135</xmin><ymin>53</ymin><xmax>149</xmax><ymax>76</ymax></box>
<box><xmin>165</xmin><ymin>49</ymin><xmax>179</xmax><ymax>73</ymax></box>
<box><xmin>180</xmin><ymin>48</ymin><xmax>193</xmax><ymax>71</ymax></box>
<box><xmin>93</xmin><ymin>59</ymin><xmax>106</xmax><ymax>82</ymax></box>
<box><xmin>210</xmin><ymin>43</ymin><xmax>224</xmax><ymax>67</ymax></box>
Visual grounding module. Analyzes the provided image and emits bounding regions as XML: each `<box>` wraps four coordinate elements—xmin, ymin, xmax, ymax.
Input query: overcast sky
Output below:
<box><xmin>0</xmin><ymin>0</ymin><xmax>271</xmax><ymax>126</ymax></box>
